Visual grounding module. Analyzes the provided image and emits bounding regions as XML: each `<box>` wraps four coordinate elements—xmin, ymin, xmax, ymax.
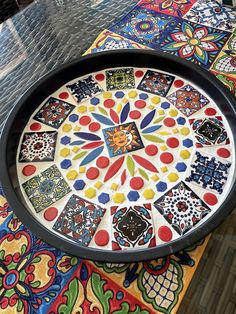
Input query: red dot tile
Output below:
<box><xmin>104</xmin><ymin>99</ymin><xmax>115</xmax><ymax>108</ymax></box>
<box><xmin>129</xmin><ymin>110</ymin><xmax>141</xmax><ymax>119</ymax></box>
<box><xmin>95</xmin><ymin>73</ymin><xmax>105</xmax><ymax>81</ymax></box>
<box><xmin>174</xmin><ymin>80</ymin><xmax>184</xmax><ymax>88</ymax></box>
<box><xmin>135</xmin><ymin>100</ymin><xmax>146</xmax><ymax>109</ymax></box>
<box><xmin>203</xmin><ymin>193</ymin><xmax>218</xmax><ymax>206</ymax></box>
<box><xmin>158</xmin><ymin>226</ymin><xmax>173</xmax><ymax>242</ymax></box>
<box><xmin>163</xmin><ymin>118</ymin><xmax>176</xmax><ymax>127</ymax></box>
<box><xmin>79</xmin><ymin>116</ymin><xmax>91</xmax><ymax>126</ymax></box>
<box><xmin>59</xmin><ymin>92</ymin><xmax>69</xmax><ymax>99</ymax></box>
<box><xmin>86</xmin><ymin>167</ymin><xmax>100</xmax><ymax>180</ymax></box>
<box><xmin>217</xmin><ymin>148</ymin><xmax>231</xmax><ymax>158</ymax></box>
<box><xmin>96</xmin><ymin>156</ymin><xmax>109</xmax><ymax>168</ymax></box>
<box><xmin>94</xmin><ymin>230</ymin><xmax>109</xmax><ymax>246</ymax></box>
<box><xmin>160</xmin><ymin>152</ymin><xmax>173</xmax><ymax>164</ymax></box>
<box><xmin>89</xmin><ymin>122</ymin><xmax>100</xmax><ymax>132</ymax></box>
<box><xmin>166</xmin><ymin>137</ymin><xmax>179</xmax><ymax>148</ymax></box>
<box><xmin>30</xmin><ymin>122</ymin><xmax>41</xmax><ymax>131</ymax></box>
<box><xmin>130</xmin><ymin>177</ymin><xmax>144</xmax><ymax>190</ymax></box>
<box><xmin>44</xmin><ymin>207</ymin><xmax>58</xmax><ymax>221</ymax></box>
<box><xmin>205</xmin><ymin>108</ymin><xmax>217</xmax><ymax>116</ymax></box>
<box><xmin>135</xmin><ymin>70</ymin><xmax>144</xmax><ymax>78</ymax></box>
<box><xmin>145</xmin><ymin>144</ymin><xmax>158</xmax><ymax>156</ymax></box>
<box><xmin>22</xmin><ymin>165</ymin><xmax>36</xmax><ymax>176</ymax></box>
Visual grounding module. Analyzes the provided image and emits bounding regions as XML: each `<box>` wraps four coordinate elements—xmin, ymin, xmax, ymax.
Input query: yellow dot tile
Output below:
<box><xmin>77</xmin><ymin>106</ymin><xmax>87</xmax><ymax>113</ymax></box>
<box><xmin>85</xmin><ymin>188</ymin><xmax>96</xmax><ymax>199</ymax></box>
<box><xmin>66</xmin><ymin>170</ymin><xmax>78</xmax><ymax>180</ymax></box>
<box><xmin>72</xmin><ymin>146</ymin><xmax>80</xmax><ymax>153</ymax></box>
<box><xmin>169</xmin><ymin>109</ymin><xmax>178</xmax><ymax>117</ymax></box>
<box><xmin>160</xmin><ymin>145</ymin><xmax>167</xmax><ymax>151</ymax></box>
<box><xmin>151</xmin><ymin>96</ymin><xmax>161</xmax><ymax>104</ymax></box>
<box><xmin>60</xmin><ymin>148</ymin><xmax>70</xmax><ymax>157</ymax></box>
<box><xmin>112</xmin><ymin>193</ymin><xmax>125</xmax><ymax>204</ymax></box>
<box><xmin>172</xmin><ymin>128</ymin><xmax>179</xmax><ymax>134</ymax></box>
<box><xmin>111</xmin><ymin>183</ymin><xmax>119</xmax><ymax>191</ymax></box>
<box><xmin>79</xmin><ymin>166</ymin><xmax>86</xmax><ymax>173</ymax></box>
<box><xmin>103</xmin><ymin>91</ymin><xmax>112</xmax><ymax>99</ymax></box>
<box><xmin>180</xmin><ymin>127</ymin><xmax>190</xmax><ymax>136</ymax></box>
<box><xmin>148</xmin><ymin>105</ymin><xmax>155</xmax><ymax>110</ymax></box>
<box><xmin>161</xmin><ymin>166</ymin><xmax>168</xmax><ymax>173</ymax></box>
<box><xmin>74</xmin><ymin>126</ymin><xmax>81</xmax><ymax>131</ymax></box>
<box><xmin>94</xmin><ymin>181</ymin><xmax>103</xmax><ymax>189</ymax></box>
<box><xmin>167</xmin><ymin>172</ymin><xmax>179</xmax><ymax>182</ymax></box>
<box><xmin>128</xmin><ymin>90</ymin><xmax>137</xmax><ymax>98</ymax></box>
<box><xmin>116</xmin><ymin>103</ymin><xmax>122</xmax><ymax>114</ymax></box>
<box><xmin>143</xmin><ymin>189</ymin><xmax>155</xmax><ymax>200</ymax></box>
<box><xmin>180</xmin><ymin>150</ymin><xmax>191</xmax><ymax>159</ymax></box>
<box><xmin>62</xmin><ymin>124</ymin><xmax>72</xmax><ymax>132</ymax></box>
<box><xmin>158</xmin><ymin>109</ymin><xmax>165</xmax><ymax>115</ymax></box>
<box><xmin>89</xmin><ymin>106</ymin><xmax>95</xmax><ymax>112</ymax></box>
<box><xmin>151</xmin><ymin>174</ymin><xmax>159</xmax><ymax>182</ymax></box>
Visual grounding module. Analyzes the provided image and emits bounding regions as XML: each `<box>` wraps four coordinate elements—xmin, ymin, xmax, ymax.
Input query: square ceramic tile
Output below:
<box><xmin>111</xmin><ymin>204</ymin><xmax>155</xmax><ymax>250</ymax></box>
<box><xmin>22</xmin><ymin>165</ymin><xmax>71</xmax><ymax>213</ymax></box>
<box><xmin>160</xmin><ymin>20</ymin><xmax>230</xmax><ymax>68</ymax></box>
<box><xmin>185</xmin><ymin>151</ymin><xmax>231</xmax><ymax>194</ymax></box>
<box><xmin>33</xmin><ymin>97</ymin><xmax>75</xmax><ymax>129</ymax></box>
<box><xmin>167</xmin><ymin>84</ymin><xmax>209</xmax><ymax>117</ymax></box>
<box><xmin>53</xmin><ymin>195</ymin><xmax>106</xmax><ymax>246</ymax></box>
<box><xmin>211</xmin><ymin>70</ymin><xmax>236</xmax><ymax>97</ymax></box>
<box><xmin>19</xmin><ymin>131</ymin><xmax>57</xmax><ymax>162</ymax></box>
<box><xmin>67</xmin><ymin>75</ymin><xmax>103</xmax><ymax>103</ymax></box>
<box><xmin>102</xmin><ymin>122</ymin><xmax>144</xmax><ymax>157</ymax></box>
<box><xmin>184</xmin><ymin>0</ymin><xmax>236</xmax><ymax>32</ymax></box>
<box><xmin>137</xmin><ymin>70</ymin><xmax>175</xmax><ymax>96</ymax></box>
<box><xmin>189</xmin><ymin>116</ymin><xmax>230</xmax><ymax>147</ymax></box>
<box><xmin>154</xmin><ymin>181</ymin><xmax>211</xmax><ymax>235</ymax></box>
<box><xmin>105</xmin><ymin>68</ymin><xmax>135</xmax><ymax>90</ymax></box>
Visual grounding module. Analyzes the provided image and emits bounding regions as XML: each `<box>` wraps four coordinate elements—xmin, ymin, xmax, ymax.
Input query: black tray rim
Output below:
<box><xmin>1</xmin><ymin>49</ymin><xmax>236</xmax><ymax>262</ymax></box>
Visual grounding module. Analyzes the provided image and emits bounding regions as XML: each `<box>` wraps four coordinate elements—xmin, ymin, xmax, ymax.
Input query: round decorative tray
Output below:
<box><xmin>1</xmin><ymin>50</ymin><xmax>236</xmax><ymax>262</ymax></box>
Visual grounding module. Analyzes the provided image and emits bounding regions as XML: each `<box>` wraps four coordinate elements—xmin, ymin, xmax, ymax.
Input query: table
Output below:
<box><xmin>0</xmin><ymin>0</ymin><xmax>235</xmax><ymax>313</ymax></box>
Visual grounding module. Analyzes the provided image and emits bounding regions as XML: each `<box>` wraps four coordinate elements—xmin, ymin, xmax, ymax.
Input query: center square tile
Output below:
<box><xmin>137</xmin><ymin>70</ymin><xmax>175</xmax><ymax>96</ymax></box>
<box><xmin>160</xmin><ymin>19</ymin><xmax>230</xmax><ymax>68</ymax></box>
<box><xmin>102</xmin><ymin>121</ymin><xmax>144</xmax><ymax>157</ymax></box>
<box><xmin>53</xmin><ymin>195</ymin><xmax>106</xmax><ymax>246</ymax></box>
<box><xmin>154</xmin><ymin>181</ymin><xmax>211</xmax><ymax>235</ymax></box>
<box><xmin>111</xmin><ymin>204</ymin><xmax>156</xmax><ymax>250</ymax></box>
<box><xmin>105</xmin><ymin>68</ymin><xmax>135</xmax><ymax>90</ymax></box>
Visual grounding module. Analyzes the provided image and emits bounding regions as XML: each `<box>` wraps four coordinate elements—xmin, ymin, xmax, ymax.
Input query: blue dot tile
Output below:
<box><xmin>161</xmin><ymin>102</ymin><xmax>170</xmax><ymax>109</ymax></box>
<box><xmin>127</xmin><ymin>191</ymin><xmax>140</xmax><ymax>201</ymax></box>
<box><xmin>60</xmin><ymin>159</ymin><xmax>72</xmax><ymax>169</ymax></box>
<box><xmin>115</xmin><ymin>91</ymin><xmax>125</xmax><ymax>99</ymax></box>
<box><xmin>73</xmin><ymin>179</ymin><xmax>86</xmax><ymax>190</ymax></box>
<box><xmin>98</xmin><ymin>192</ymin><xmax>110</xmax><ymax>204</ymax></box>
<box><xmin>156</xmin><ymin>181</ymin><xmax>167</xmax><ymax>192</ymax></box>
<box><xmin>183</xmin><ymin>139</ymin><xmax>193</xmax><ymax>148</ymax></box>
<box><xmin>139</xmin><ymin>93</ymin><xmax>148</xmax><ymax>100</ymax></box>
<box><xmin>69</xmin><ymin>114</ymin><xmax>78</xmax><ymax>122</ymax></box>
<box><xmin>175</xmin><ymin>162</ymin><xmax>187</xmax><ymax>172</ymax></box>
<box><xmin>60</xmin><ymin>136</ymin><xmax>71</xmax><ymax>145</ymax></box>
<box><xmin>177</xmin><ymin>117</ymin><xmax>186</xmax><ymax>125</ymax></box>
<box><xmin>90</xmin><ymin>97</ymin><xmax>100</xmax><ymax>105</ymax></box>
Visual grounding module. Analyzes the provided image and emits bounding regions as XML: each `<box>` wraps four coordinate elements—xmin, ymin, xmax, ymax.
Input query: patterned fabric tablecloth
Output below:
<box><xmin>0</xmin><ymin>0</ymin><xmax>235</xmax><ymax>313</ymax></box>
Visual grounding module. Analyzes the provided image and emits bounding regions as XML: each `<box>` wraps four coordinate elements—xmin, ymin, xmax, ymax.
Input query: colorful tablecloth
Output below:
<box><xmin>1</xmin><ymin>0</ymin><xmax>235</xmax><ymax>313</ymax></box>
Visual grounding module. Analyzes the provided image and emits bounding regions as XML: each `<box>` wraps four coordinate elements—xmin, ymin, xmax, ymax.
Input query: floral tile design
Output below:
<box><xmin>67</xmin><ymin>75</ymin><xmax>103</xmax><ymax>103</ymax></box>
<box><xmin>167</xmin><ymin>84</ymin><xmax>209</xmax><ymax>117</ymax></box>
<box><xmin>138</xmin><ymin>0</ymin><xmax>197</xmax><ymax>17</ymax></box>
<box><xmin>211</xmin><ymin>70</ymin><xmax>236</xmax><ymax>96</ymax></box>
<box><xmin>33</xmin><ymin>97</ymin><xmax>75</xmax><ymax>129</ymax></box>
<box><xmin>137</xmin><ymin>70</ymin><xmax>175</xmax><ymax>96</ymax></box>
<box><xmin>19</xmin><ymin>131</ymin><xmax>57</xmax><ymax>162</ymax></box>
<box><xmin>185</xmin><ymin>151</ymin><xmax>231</xmax><ymax>194</ymax></box>
<box><xmin>160</xmin><ymin>20</ymin><xmax>230</xmax><ymax>68</ymax></box>
<box><xmin>109</xmin><ymin>6</ymin><xmax>181</xmax><ymax>49</ymax></box>
<box><xmin>102</xmin><ymin>122</ymin><xmax>144</xmax><ymax>157</ymax></box>
<box><xmin>53</xmin><ymin>195</ymin><xmax>106</xmax><ymax>246</ymax></box>
<box><xmin>154</xmin><ymin>181</ymin><xmax>210</xmax><ymax>235</ymax></box>
<box><xmin>111</xmin><ymin>204</ymin><xmax>155</xmax><ymax>250</ymax></box>
<box><xmin>189</xmin><ymin>116</ymin><xmax>230</xmax><ymax>147</ymax></box>
<box><xmin>105</xmin><ymin>68</ymin><xmax>135</xmax><ymax>90</ymax></box>
<box><xmin>183</xmin><ymin>0</ymin><xmax>236</xmax><ymax>32</ymax></box>
<box><xmin>22</xmin><ymin>165</ymin><xmax>71</xmax><ymax>213</ymax></box>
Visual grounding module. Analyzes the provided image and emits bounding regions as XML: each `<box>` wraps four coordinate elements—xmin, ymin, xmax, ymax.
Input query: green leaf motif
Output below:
<box><xmin>58</xmin><ymin>278</ymin><xmax>79</xmax><ymax>314</ymax></box>
<box><xmin>113</xmin><ymin>302</ymin><xmax>149</xmax><ymax>314</ymax></box>
<box><xmin>142</xmin><ymin>134</ymin><xmax>164</xmax><ymax>143</ymax></box>
<box><xmin>17</xmin><ymin>299</ymin><xmax>24</xmax><ymax>312</ymax></box>
<box><xmin>127</xmin><ymin>156</ymin><xmax>135</xmax><ymax>176</ymax></box>
<box><xmin>91</xmin><ymin>272</ymin><xmax>113</xmax><ymax>314</ymax></box>
<box><xmin>138</xmin><ymin>168</ymin><xmax>149</xmax><ymax>181</ymax></box>
<box><xmin>30</xmin><ymin>280</ymin><xmax>41</xmax><ymax>288</ymax></box>
<box><xmin>98</xmin><ymin>106</ymin><xmax>108</xmax><ymax>116</ymax></box>
<box><xmin>72</xmin><ymin>151</ymin><xmax>87</xmax><ymax>160</ymax></box>
<box><xmin>153</xmin><ymin>116</ymin><xmax>164</xmax><ymax>124</ymax></box>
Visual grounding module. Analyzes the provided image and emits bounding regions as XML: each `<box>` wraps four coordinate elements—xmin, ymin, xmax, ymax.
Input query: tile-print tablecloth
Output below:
<box><xmin>0</xmin><ymin>0</ymin><xmax>235</xmax><ymax>313</ymax></box>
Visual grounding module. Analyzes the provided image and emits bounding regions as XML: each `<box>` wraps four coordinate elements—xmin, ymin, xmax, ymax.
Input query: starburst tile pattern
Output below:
<box><xmin>33</xmin><ymin>97</ymin><xmax>75</xmax><ymax>129</ymax></box>
<box><xmin>185</xmin><ymin>151</ymin><xmax>231</xmax><ymax>194</ymax></box>
<box><xmin>102</xmin><ymin>122</ymin><xmax>144</xmax><ymax>157</ymax></box>
<box><xmin>167</xmin><ymin>84</ymin><xmax>209</xmax><ymax>116</ymax></box>
<box><xmin>111</xmin><ymin>204</ymin><xmax>155</xmax><ymax>250</ymax></box>
<box><xmin>154</xmin><ymin>181</ymin><xmax>210</xmax><ymax>235</ymax></box>
<box><xmin>19</xmin><ymin>131</ymin><xmax>57</xmax><ymax>162</ymax></box>
<box><xmin>105</xmin><ymin>68</ymin><xmax>135</xmax><ymax>90</ymax></box>
<box><xmin>53</xmin><ymin>195</ymin><xmax>106</xmax><ymax>246</ymax></box>
<box><xmin>67</xmin><ymin>75</ymin><xmax>103</xmax><ymax>103</ymax></box>
<box><xmin>22</xmin><ymin>165</ymin><xmax>71</xmax><ymax>213</ymax></box>
<box><xmin>189</xmin><ymin>116</ymin><xmax>230</xmax><ymax>147</ymax></box>
<box><xmin>137</xmin><ymin>70</ymin><xmax>175</xmax><ymax>96</ymax></box>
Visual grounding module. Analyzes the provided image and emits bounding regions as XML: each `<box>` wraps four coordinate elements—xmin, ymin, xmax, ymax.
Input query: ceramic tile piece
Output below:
<box><xmin>137</xmin><ymin>70</ymin><xmax>175</xmax><ymax>97</ymax></box>
<box><xmin>111</xmin><ymin>204</ymin><xmax>155</xmax><ymax>249</ymax></box>
<box><xmin>19</xmin><ymin>131</ymin><xmax>57</xmax><ymax>162</ymax></box>
<box><xmin>22</xmin><ymin>165</ymin><xmax>71</xmax><ymax>213</ymax></box>
<box><xmin>183</xmin><ymin>0</ymin><xmax>236</xmax><ymax>32</ymax></box>
<box><xmin>105</xmin><ymin>68</ymin><xmax>135</xmax><ymax>90</ymax></box>
<box><xmin>211</xmin><ymin>71</ymin><xmax>236</xmax><ymax>97</ymax></box>
<box><xmin>160</xmin><ymin>20</ymin><xmax>230</xmax><ymax>68</ymax></box>
<box><xmin>52</xmin><ymin>194</ymin><xmax>106</xmax><ymax>246</ymax></box>
<box><xmin>102</xmin><ymin>122</ymin><xmax>144</xmax><ymax>157</ymax></box>
<box><xmin>185</xmin><ymin>151</ymin><xmax>231</xmax><ymax>194</ymax></box>
<box><xmin>33</xmin><ymin>97</ymin><xmax>75</xmax><ymax>129</ymax></box>
<box><xmin>67</xmin><ymin>75</ymin><xmax>103</xmax><ymax>103</ymax></box>
<box><xmin>167</xmin><ymin>84</ymin><xmax>209</xmax><ymax>116</ymax></box>
<box><xmin>189</xmin><ymin>116</ymin><xmax>230</xmax><ymax>146</ymax></box>
<box><xmin>154</xmin><ymin>181</ymin><xmax>210</xmax><ymax>235</ymax></box>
